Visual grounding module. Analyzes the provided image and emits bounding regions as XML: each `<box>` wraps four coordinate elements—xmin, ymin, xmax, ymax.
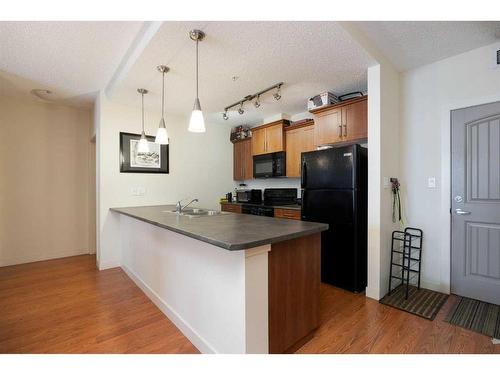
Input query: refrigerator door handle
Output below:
<box><xmin>301</xmin><ymin>161</ymin><xmax>307</xmax><ymax>188</ymax></box>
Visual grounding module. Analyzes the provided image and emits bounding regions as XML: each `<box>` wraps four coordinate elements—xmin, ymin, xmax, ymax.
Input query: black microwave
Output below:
<box><xmin>253</xmin><ymin>152</ymin><xmax>286</xmax><ymax>178</ymax></box>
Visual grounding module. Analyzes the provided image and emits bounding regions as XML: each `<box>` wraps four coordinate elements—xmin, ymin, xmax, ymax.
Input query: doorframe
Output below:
<box><xmin>444</xmin><ymin>93</ymin><xmax>500</xmax><ymax>295</ymax></box>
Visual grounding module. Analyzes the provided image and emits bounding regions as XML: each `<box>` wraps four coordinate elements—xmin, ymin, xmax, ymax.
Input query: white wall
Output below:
<box><xmin>399</xmin><ymin>41</ymin><xmax>500</xmax><ymax>293</ymax></box>
<box><xmin>0</xmin><ymin>96</ymin><xmax>93</xmax><ymax>266</ymax></box>
<box><xmin>366</xmin><ymin>63</ymin><xmax>401</xmax><ymax>300</ymax></box>
<box><xmin>96</xmin><ymin>93</ymin><xmax>234</xmax><ymax>269</ymax></box>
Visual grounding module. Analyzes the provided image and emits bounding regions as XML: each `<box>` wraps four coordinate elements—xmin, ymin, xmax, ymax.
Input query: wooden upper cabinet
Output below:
<box><xmin>311</xmin><ymin>96</ymin><xmax>367</xmax><ymax>146</ymax></box>
<box><xmin>251</xmin><ymin>120</ymin><xmax>288</xmax><ymax>156</ymax></box>
<box><xmin>251</xmin><ymin>127</ymin><xmax>267</xmax><ymax>155</ymax></box>
<box><xmin>342</xmin><ymin>98</ymin><xmax>367</xmax><ymax>141</ymax></box>
<box><xmin>285</xmin><ymin>122</ymin><xmax>315</xmax><ymax>178</ymax></box>
<box><xmin>265</xmin><ymin>123</ymin><xmax>285</xmax><ymax>153</ymax></box>
<box><xmin>233</xmin><ymin>138</ymin><xmax>253</xmax><ymax>180</ymax></box>
<box><xmin>314</xmin><ymin>107</ymin><xmax>342</xmax><ymax>146</ymax></box>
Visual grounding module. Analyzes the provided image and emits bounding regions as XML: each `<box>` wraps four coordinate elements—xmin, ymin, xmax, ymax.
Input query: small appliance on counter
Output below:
<box><xmin>253</xmin><ymin>152</ymin><xmax>286</xmax><ymax>178</ymax></box>
<box><xmin>236</xmin><ymin>189</ymin><xmax>262</xmax><ymax>204</ymax></box>
<box><xmin>263</xmin><ymin>188</ymin><xmax>298</xmax><ymax>206</ymax></box>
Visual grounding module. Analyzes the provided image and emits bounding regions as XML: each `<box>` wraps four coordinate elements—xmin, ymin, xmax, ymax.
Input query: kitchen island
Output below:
<box><xmin>110</xmin><ymin>205</ymin><xmax>328</xmax><ymax>354</ymax></box>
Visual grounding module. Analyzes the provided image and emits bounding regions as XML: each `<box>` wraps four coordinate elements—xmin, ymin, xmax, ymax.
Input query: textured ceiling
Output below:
<box><xmin>352</xmin><ymin>21</ymin><xmax>500</xmax><ymax>71</ymax></box>
<box><xmin>0</xmin><ymin>21</ymin><xmax>143</xmax><ymax>106</ymax></box>
<box><xmin>109</xmin><ymin>21</ymin><xmax>376</xmax><ymax>126</ymax></box>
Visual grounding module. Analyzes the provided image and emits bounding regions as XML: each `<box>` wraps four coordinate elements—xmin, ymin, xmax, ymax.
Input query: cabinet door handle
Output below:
<box><xmin>343</xmin><ymin>124</ymin><xmax>347</xmax><ymax>138</ymax></box>
<box><xmin>338</xmin><ymin>124</ymin><xmax>342</xmax><ymax>138</ymax></box>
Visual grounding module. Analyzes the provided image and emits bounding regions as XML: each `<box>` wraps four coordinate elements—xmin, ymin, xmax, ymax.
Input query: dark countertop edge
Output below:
<box><xmin>110</xmin><ymin>207</ymin><xmax>327</xmax><ymax>251</ymax></box>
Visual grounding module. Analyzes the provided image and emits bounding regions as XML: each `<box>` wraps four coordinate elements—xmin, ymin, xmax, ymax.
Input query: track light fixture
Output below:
<box><xmin>254</xmin><ymin>95</ymin><xmax>261</xmax><ymax>108</ymax></box>
<box><xmin>273</xmin><ymin>85</ymin><xmax>282</xmax><ymax>101</ymax></box>
<box><xmin>137</xmin><ymin>88</ymin><xmax>149</xmax><ymax>153</ymax></box>
<box><xmin>222</xmin><ymin>82</ymin><xmax>283</xmax><ymax>119</ymax></box>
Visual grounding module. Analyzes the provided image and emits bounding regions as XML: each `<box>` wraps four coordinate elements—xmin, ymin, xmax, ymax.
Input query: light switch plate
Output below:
<box><xmin>383</xmin><ymin>177</ymin><xmax>390</xmax><ymax>189</ymax></box>
<box><xmin>427</xmin><ymin>177</ymin><xmax>436</xmax><ymax>188</ymax></box>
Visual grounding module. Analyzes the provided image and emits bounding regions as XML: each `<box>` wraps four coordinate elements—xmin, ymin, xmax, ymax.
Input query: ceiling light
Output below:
<box><xmin>273</xmin><ymin>85</ymin><xmax>282</xmax><ymax>101</ymax></box>
<box><xmin>238</xmin><ymin>102</ymin><xmax>244</xmax><ymax>115</ymax></box>
<box><xmin>254</xmin><ymin>95</ymin><xmax>261</xmax><ymax>108</ymax></box>
<box><xmin>30</xmin><ymin>89</ymin><xmax>53</xmax><ymax>101</ymax></box>
<box><xmin>137</xmin><ymin>88</ymin><xmax>150</xmax><ymax>153</ymax></box>
<box><xmin>155</xmin><ymin>65</ymin><xmax>169</xmax><ymax>145</ymax></box>
<box><xmin>188</xmin><ymin>29</ymin><xmax>206</xmax><ymax>133</ymax></box>
<box><xmin>223</xmin><ymin>111</ymin><xmax>229</xmax><ymax>120</ymax></box>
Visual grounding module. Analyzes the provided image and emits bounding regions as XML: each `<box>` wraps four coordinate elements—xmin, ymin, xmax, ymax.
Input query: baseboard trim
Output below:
<box><xmin>98</xmin><ymin>259</ymin><xmax>121</xmax><ymax>270</ymax></box>
<box><xmin>121</xmin><ymin>264</ymin><xmax>216</xmax><ymax>354</ymax></box>
<box><xmin>0</xmin><ymin>249</ymin><xmax>89</xmax><ymax>267</ymax></box>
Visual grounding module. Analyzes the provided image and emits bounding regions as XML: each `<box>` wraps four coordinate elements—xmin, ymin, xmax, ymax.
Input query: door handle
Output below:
<box><xmin>338</xmin><ymin>124</ymin><xmax>342</xmax><ymax>138</ymax></box>
<box><xmin>343</xmin><ymin>124</ymin><xmax>347</xmax><ymax>138</ymax></box>
<box><xmin>455</xmin><ymin>208</ymin><xmax>471</xmax><ymax>215</ymax></box>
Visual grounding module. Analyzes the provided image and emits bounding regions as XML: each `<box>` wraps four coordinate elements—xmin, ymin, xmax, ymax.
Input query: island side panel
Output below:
<box><xmin>119</xmin><ymin>215</ymin><xmax>259</xmax><ymax>354</ymax></box>
<box><xmin>244</xmin><ymin>246</ymin><xmax>270</xmax><ymax>353</ymax></box>
<box><xmin>268</xmin><ymin>233</ymin><xmax>321</xmax><ymax>354</ymax></box>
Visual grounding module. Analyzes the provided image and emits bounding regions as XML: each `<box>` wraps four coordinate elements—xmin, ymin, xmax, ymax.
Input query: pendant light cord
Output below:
<box><xmin>161</xmin><ymin>71</ymin><xmax>165</xmax><ymax>118</ymax></box>
<box><xmin>196</xmin><ymin>39</ymin><xmax>199</xmax><ymax>100</ymax></box>
<box><xmin>141</xmin><ymin>92</ymin><xmax>145</xmax><ymax>132</ymax></box>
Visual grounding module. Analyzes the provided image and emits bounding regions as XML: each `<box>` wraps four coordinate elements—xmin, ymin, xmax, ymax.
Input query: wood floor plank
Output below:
<box><xmin>0</xmin><ymin>255</ymin><xmax>198</xmax><ymax>354</ymax></box>
<box><xmin>1</xmin><ymin>254</ymin><xmax>497</xmax><ymax>354</ymax></box>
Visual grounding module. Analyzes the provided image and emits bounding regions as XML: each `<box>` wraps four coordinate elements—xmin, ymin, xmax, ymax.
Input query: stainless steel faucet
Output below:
<box><xmin>176</xmin><ymin>198</ymin><xmax>199</xmax><ymax>214</ymax></box>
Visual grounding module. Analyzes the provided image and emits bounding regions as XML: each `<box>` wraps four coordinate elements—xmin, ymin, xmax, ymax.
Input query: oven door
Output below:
<box><xmin>253</xmin><ymin>152</ymin><xmax>285</xmax><ymax>178</ymax></box>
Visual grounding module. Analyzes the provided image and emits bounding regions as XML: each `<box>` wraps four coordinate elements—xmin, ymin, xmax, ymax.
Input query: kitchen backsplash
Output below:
<box><xmin>234</xmin><ymin>178</ymin><xmax>302</xmax><ymax>198</ymax></box>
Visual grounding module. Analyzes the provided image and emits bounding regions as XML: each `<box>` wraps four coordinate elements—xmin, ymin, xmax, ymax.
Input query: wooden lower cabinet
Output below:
<box><xmin>220</xmin><ymin>203</ymin><xmax>242</xmax><ymax>213</ymax></box>
<box><xmin>268</xmin><ymin>233</ymin><xmax>321</xmax><ymax>353</ymax></box>
<box><xmin>285</xmin><ymin>122</ymin><xmax>315</xmax><ymax>177</ymax></box>
<box><xmin>274</xmin><ymin>208</ymin><xmax>301</xmax><ymax>220</ymax></box>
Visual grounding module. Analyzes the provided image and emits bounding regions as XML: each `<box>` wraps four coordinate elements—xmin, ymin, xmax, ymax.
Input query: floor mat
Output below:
<box><xmin>445</xmin><ymin>296</ymin><xmax>500</xmax><ymax>339</ymax></box>
<box><xmin>380</xmin><ymin>285</ymin><xmax>448</xmax><ymax>320</ymax></box>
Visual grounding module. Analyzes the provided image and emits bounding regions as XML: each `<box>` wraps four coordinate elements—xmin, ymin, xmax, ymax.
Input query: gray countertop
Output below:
<box><xmin>110</xmin><ymin>205</ymin><xmax>328</xmax><ymax>251</ymax></box>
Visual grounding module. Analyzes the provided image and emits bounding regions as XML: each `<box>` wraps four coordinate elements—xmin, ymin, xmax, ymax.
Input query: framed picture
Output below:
<box><xmin>119</xmin><ymin>132</ymin><xmax>169</xmax><ymax>173</ymax></box>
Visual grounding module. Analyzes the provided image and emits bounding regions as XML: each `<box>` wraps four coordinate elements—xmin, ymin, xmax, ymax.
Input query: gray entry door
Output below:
<box><xmin>451</xmin><ymin>101</ymin><xmax>500</xmax><ymax>305</ymax></box>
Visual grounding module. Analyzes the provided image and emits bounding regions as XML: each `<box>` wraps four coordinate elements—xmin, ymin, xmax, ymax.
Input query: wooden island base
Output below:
<box><xmin>269</xmin><ymin>233</ymin><xmax>321</xmax><ymax>353</ymax></box>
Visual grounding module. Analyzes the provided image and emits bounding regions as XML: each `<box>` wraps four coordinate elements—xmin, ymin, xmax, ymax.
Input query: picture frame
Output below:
<box><xmin>119</xmin><ymin>132</ymin><xmax>169</xmax><ymax>174</ymax></box>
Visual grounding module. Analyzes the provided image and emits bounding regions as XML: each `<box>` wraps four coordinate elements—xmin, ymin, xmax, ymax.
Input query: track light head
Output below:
<box><xmin>238</xmin><ymin>102</ymin><xmax>244</xmax><ymax>115</ymax></box>
<box><xmin>273</xmin><ymin>85</ymin><xmax>281</xmax><ymax>101</ymax></box>
<box><xmin>254</xmin><ymin>95</ymin><xmax>261</xmax><ymax>108</ymax></box>
<box><xmin>223</xmin><ymin>111</ymin><xmax>229</xmax><ymax>120</ymax></box>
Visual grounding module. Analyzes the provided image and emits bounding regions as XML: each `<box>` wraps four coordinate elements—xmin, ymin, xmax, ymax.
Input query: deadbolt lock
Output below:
<box><xmin>454</xmin><ymin>195</ymin><xmax>463</xmax><ymax>203</ymax></box>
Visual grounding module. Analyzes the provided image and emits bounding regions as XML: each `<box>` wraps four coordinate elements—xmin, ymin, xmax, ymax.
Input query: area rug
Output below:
<box><xmin>445</xmin><ymin>296</ymin><xmax>500</xmax><ymax>339</ymax></box>
<box><xmin>380</xmin><ymin>285</ymin><xmax>448</xmax><ymax>320</ymax></box>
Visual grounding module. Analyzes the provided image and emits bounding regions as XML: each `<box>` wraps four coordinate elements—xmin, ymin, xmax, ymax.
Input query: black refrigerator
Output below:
<box><xmin>301</xmin><ymin>144</ymin><xmax>367</xmax><ymax>293</ymax></box>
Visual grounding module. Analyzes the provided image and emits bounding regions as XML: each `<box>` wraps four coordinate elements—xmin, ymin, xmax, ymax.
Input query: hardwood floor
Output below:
<box><xmin>0</xmin><ymin>255</ymin><xmax>198</xmax><ymax>353</ymax></box>
<box><xmin>1</xmin><ymin>255</ymin><xmax>497</xmax><ymax>354</ymax></box>
<box><xmin>297</xmin><ymin>284</ymin><xmax>500</xmax><ymax>354</ymax></box>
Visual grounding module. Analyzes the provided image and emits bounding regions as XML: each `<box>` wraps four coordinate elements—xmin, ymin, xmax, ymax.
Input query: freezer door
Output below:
<box><xmin>301</xmin><ymin>145</ymin><xmax>355</xmax><ymax>190</ymax></box>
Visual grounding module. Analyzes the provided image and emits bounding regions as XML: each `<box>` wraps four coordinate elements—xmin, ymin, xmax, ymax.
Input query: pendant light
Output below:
<box><xmin>137</xmin><ymin>88</ymin><xmax>149</xmax><ymax>153</ymax></box>
<box><xmin>188</xmin><ymin>29</ymin><xmax>206</xmax><ymax>133</ymax></box>
<box><xmin>155</xmin><ymin>65</ymin><xmax>169</xmax><ymax>144</ymax></box>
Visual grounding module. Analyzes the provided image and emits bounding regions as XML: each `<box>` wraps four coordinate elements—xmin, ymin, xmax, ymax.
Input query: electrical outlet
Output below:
<box><xmin>427</xmin><ymin>177</ymin><xmax>436</xmax><ymax>188</ymax></box>
<box><xmin>383</xmin><ymin>177</ymin><xmax>391</xmax><ymax>189</ymax></box>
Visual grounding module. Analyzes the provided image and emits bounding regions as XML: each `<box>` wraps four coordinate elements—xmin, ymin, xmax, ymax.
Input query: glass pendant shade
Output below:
<box><xmin>137</xmin><ymin>131</ymin><xmax>149</xmax><ymax>153</ymax></box>
<box><xmin>155</xmin><ymin>118</ymin><xmax>169</xmax><ymax>144</ymax></box>
<box><xmin>188</xmin><ymin>98</ymin><xmax>206</xmax><ymax>133</ymax></box>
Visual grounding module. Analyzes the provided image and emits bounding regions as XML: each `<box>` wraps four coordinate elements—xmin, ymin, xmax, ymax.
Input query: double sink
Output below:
<box><xmin>163</xmin><ymin>208</ymin><xmax>227</xmax><ymax>219</ymax></box>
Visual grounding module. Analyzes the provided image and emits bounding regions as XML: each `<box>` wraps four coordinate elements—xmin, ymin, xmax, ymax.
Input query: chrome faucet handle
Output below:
<box><xmin>176</xmin><ymin>201</ymin><xmax>182</xmax><ymax>213</ymax></box>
